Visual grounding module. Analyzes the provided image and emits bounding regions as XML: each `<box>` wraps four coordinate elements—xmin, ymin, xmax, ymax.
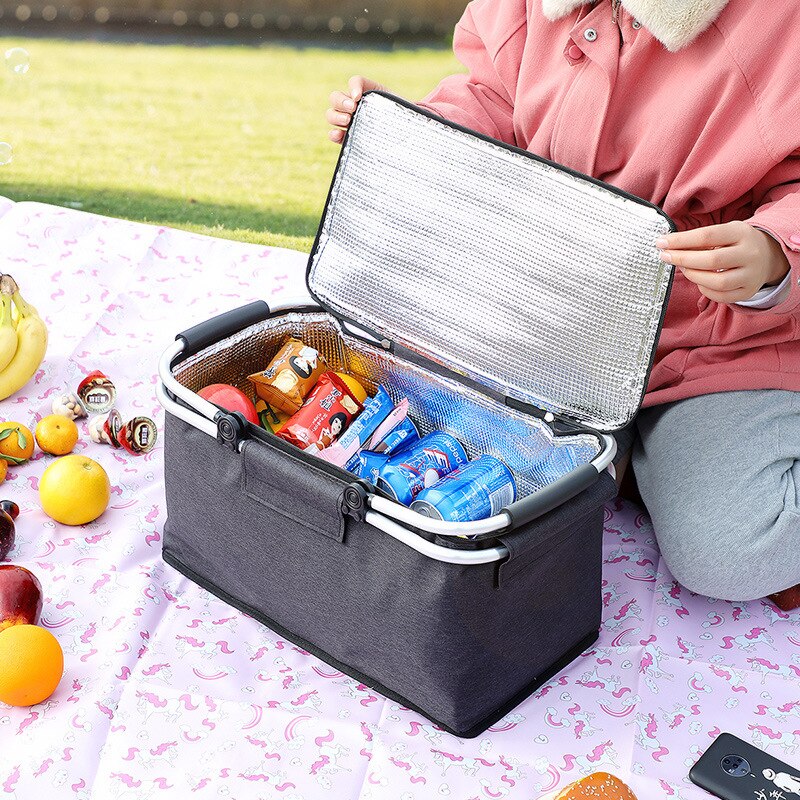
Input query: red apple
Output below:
<box><xmin>0</xmin><ymin>504</ymin><xmax>15</xmax><ymax>561</ymax></box>
<box><xmin>0</xmin><ymin>565</ymin><xmax>43</xmax><ymax>631</ymax></box>
<box><xmin>198</xmin><ymin>383</ymin><xmax>259</xmax><ymax>425</ymax></box>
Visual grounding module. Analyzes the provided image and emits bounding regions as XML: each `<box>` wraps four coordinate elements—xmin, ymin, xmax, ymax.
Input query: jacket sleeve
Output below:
<box><xmin>415</xmin><ymin>0</ymin><xmax>526</xmax><ymax>146</ymax></box>
<box><xmin>745</xmin><ymin>153</ymin><xmax>800</xmax><ymax>316</ymax></box>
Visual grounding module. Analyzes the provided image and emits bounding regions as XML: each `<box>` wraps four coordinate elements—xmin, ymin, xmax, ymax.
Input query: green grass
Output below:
<box><xmin>0</xmin><ymin>37</ymin><xmax>460</xmax><ymax>252</ymax></box>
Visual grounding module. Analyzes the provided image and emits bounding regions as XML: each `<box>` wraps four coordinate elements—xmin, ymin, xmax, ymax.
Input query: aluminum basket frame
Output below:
<box><xmin>158</xmin><ymin>295</ymin><xmax>617</xmax><ymax>566</ymax></box>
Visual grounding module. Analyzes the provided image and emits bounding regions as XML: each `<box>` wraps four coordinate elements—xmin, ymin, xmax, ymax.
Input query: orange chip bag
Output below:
<box><xmin>248</xmin><ymin>338</ymin><xmax>326</xmax><ymax>415</ymax></box>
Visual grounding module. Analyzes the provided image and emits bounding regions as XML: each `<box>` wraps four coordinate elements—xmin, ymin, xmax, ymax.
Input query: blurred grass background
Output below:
<box><xmin>0</xmin><ymin>38</ymin><xmax>460</xmax><ymax>251</ymax></box>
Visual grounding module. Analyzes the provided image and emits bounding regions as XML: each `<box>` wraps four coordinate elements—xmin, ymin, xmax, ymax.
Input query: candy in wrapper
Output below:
<box><xmin>88</xmin><ymin>408</ymin><xmax>123</xmax><ymax>447</ymax></box>
<box><xmin>316</xmin><ymin>386</ymin><xmax>394</xmax><ymax>468</ymax></box>
<box><xmin>362</xmin><ymin>399</ymin><xmax>410</xmax><ymax>452</ymax></box>
<box><xmin>52</xmin><ymin>391</ymin><xmax>87</xmax><ymax>420</ymax></box>
<box><xmin>248</xmin><ymin>338</ymin><xmax>326</xmax><ymax>415</ymax></box>
<box><xmin>278</xmin><ymin>372</ymin><xmax>363</xmax><ymax>451</ymax></box>
<box><xmin>117</xmin><ymin>417</ymin><xmax>158</xmax><ymax>455</ymax></box>
<box><xmin>255</xmin><ymin>399</ymin><xmax>291</xmax><ymax>433</ymax></box>
<box><xmin>77</xmin><ymin>371</ymin><xmax>116</xmax><ymax>414</ymax></box>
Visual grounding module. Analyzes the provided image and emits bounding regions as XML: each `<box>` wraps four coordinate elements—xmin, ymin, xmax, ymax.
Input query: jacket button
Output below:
<box><xmin>584</xmin><ymin>28</ymin><xmax>598</xmax><ymax>41</ymax></box>
<box><xmin>632</xmin><ymin>19</ymin><xmax>642</xmax><ymax>29</ymax></box>
<box><xmin>568</xmin><ymin>44</ymin><xmax>584</xmax><ymax>59</ymax></box>
<box><xmin>790</xmin><ymin>234</ymin><xmax>800</xmax><ymax>246</ymax></box>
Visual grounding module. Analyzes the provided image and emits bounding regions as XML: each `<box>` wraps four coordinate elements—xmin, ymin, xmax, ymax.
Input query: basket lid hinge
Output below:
<box><xmin>216</xmin><ymin>411</ymin><xmax>248</xmax><ymax>451</ymax></box>
<box><xmin>503</xmin><ymin>396</ymin><xmax>588</xmax><ymax>437</ymax></box>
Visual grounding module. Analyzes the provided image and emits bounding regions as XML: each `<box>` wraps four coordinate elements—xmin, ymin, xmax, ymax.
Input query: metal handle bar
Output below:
<box><xmin>157</xmin><ymin>295</ymin><xmax>616</xmax><ymax>560</ymax></box>
<box><xmin>365</xmin><ymin>511</ymin><xmax>508</xmax><ymax>564</ymax></box>
<box><xmin>367</xmin><ymin>435</ymin><xmax>615</xmax><ymax>537</ymax></box>
<box><xmin>158</xmin><ymin>295</ymin><xmax>317</xmax><ymax>439</ymax></box>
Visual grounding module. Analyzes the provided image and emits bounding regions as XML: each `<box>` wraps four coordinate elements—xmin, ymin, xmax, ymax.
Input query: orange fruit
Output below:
<box><xmin>335</xmin><ymin>372</ymin><xmax>368</xmax><ymax>404</ymax></box>
<box><xmin>0</xmin><ymin>422</ymin><xmax>35</xmax><ymax>464</ymax></box>
<box><xmin>35</xmin><ymin>415</ymin><xmax>79</xmax><ymax>456</ymax></box>
<box><xmin>0</xmin><ymin>460</ymin><xmax>6</xmax><ymax>484</ymax></box>
<box><xmin>0</xmin><ymin>624</ymin><xmax>64</xmax><ymax>706</ymax></box>
<box><xmin>39</xmin><ymin>455</ymin><xmax>110</xmax><ymax>526</ymax></box>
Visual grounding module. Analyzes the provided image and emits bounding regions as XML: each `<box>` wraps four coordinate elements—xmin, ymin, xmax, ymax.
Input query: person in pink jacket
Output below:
<box><xmin>325</xmin><ymin>0</ymin><xmax>800</xmax><ymax>608</ymax></box>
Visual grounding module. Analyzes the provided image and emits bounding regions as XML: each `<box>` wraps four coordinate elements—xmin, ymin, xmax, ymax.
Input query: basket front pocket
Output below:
<box><xmin>242</xmin><ymin>438</ymin><xmax>347</xmax><ymax>543</ymax></box>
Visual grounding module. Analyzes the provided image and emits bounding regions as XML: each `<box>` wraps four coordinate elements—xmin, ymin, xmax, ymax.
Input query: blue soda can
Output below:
<box><xmin>376</xmin><ymin>432</ymin><xmax>468</xmax><ymax>506</ymax></box>
<box><xmin>358</xmin><ymin>450</ymin><xmax>391</xmax><ymax>483</ymax></box>
<box><xmin>351</xmin><ymin>418</ymin><xmax>420</xmax><ymax>478</ymax></box>
<box><xmin>410</xmin><ymin>455</ymin><xmax>517</xmax><ymax>522</ymax></box>
<box><xmin>374</xmin><ymin>417</ymin><xmax>420</xmax><ymax>455</ymax></box>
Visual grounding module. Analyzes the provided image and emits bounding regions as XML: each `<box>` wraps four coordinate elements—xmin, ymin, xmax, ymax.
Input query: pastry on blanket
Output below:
<box><xmin>538</xmin><ymin>772</ymin><xmax>638</xmax><ymax>800</ymax></box>
<box><xmin>768</xmin><ymin>583</ymin><xmax>800</xmax><ymax>611</ymax></box>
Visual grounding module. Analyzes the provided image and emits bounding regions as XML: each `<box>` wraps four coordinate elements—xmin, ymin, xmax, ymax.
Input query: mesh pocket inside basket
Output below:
<box><xmin>173</xmin><ymin>311</ymin><xmax>602</xmax><ymax>501</ymax></box>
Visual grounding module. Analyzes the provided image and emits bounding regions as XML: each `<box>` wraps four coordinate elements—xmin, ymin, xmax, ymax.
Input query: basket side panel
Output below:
<box><xmin>162</xmin><ymin>412</ymin><xmax>607</xmax><ymax>735</ymax></box>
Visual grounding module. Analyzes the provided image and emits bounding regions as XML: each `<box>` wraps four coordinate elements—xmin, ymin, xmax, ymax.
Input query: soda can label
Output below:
<box><xmin>411</xmin><ymin>455</ymin><xmax>517</xmax><ymax>523</ymax></box>
<box><xmin>374</xmin><ymin>418</ymin><xmax>419</xmax><ymax>455</ymax></box>
<box><xmin>352</xmin><ymin>418</ymin><xmax>420</xmax><ymax>479</ymax></box>
<box><xmin>376</xmin><ymin>432</ymin><xmax>468</xmax><ymax>506</ymax></box>
<box><xmin>357</xmin><ymin>450</ymin><xmax>390</xmax><ymax>483</ymax></box>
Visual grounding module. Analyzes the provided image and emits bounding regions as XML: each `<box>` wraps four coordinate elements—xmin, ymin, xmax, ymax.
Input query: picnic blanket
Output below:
<box><xmin>2</xmin><ymin>196</ymin><xmax>799</xmax><ymax>800</ymax></box>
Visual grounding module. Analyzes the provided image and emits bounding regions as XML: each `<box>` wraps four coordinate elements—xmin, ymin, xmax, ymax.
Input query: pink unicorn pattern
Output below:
<box><xmin>2</xmin><ymin>198</ymin><xmax>800</xmax><ymax>799</ymax></box>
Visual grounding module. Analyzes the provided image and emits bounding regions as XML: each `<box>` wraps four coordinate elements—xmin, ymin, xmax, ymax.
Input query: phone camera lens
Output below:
<box><xmin>721</xmin><ymin>755</ymin><xmax>750</xmax><ymax>777</ymax></box>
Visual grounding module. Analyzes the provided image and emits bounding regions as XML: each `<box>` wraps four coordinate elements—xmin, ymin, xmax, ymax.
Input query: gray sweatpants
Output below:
<box><xmin>624</xmin><ymin>389</ymin><xmax>800</xmax><ymax>602</ymax></box>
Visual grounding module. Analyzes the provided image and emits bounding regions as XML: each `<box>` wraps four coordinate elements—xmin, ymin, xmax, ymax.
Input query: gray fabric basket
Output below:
<box><xmin>158</xmin><ymin>92</ymin><xmax>674</xmax><ymax>737</ymax></box>
<box><xmin>163</xmin><ymin>411</ymin><xmax>616</xmax><ymax>737</ymax></box>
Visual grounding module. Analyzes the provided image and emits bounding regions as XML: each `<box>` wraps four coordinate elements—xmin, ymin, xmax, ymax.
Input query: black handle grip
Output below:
<box><xmin>177</xmin><ymin>301</ymin><xmax>271</xmax><ymax>358</ymax></box>
<box><xmin>505</xmin><ymin>463</ymin><xmax>601</xmax><ymax>528</ymax></box>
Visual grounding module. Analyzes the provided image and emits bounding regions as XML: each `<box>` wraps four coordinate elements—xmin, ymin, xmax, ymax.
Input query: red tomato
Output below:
<box><xmin>198</xmin><ymin>384</ymin><xmax>259</xmax><ymax>425</ymax></box>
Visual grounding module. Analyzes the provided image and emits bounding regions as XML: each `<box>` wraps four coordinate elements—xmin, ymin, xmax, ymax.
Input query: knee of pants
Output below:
<box><xmin>654</xmin><ymin>511</ymin><xmax>797</xmax><ymax>602</ymax></box>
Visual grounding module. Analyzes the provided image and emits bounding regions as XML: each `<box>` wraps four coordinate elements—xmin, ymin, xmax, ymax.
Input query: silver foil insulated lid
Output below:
<box><xmin>307</xmin><ymin>92</ymin><xmax>674</xmax><ymax>431</ymax></box>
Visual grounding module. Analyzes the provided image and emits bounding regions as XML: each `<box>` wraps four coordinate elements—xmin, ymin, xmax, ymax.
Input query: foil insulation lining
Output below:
<box><xmin>173</xmin><ymin>312</ymin><xmax>602</xmax><ymax>501</ymax></box>
<box><xmin>308</xmin><ymin>92</ymin><xmax>674</xmax><ymax>432</ymax></box>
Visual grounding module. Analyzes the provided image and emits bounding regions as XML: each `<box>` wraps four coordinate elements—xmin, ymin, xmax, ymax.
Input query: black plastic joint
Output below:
<box><xmin>341</xmin><ymin>481</ymin><xmax>373</xmax><ymax>522</ymax></box>
<box><xmin>216</xmin><ymin>411</ymin><xmax>248</xmax><ymax>451</ymax></box>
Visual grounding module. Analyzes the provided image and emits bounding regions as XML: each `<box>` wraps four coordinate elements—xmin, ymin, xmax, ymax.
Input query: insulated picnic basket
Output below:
<box><xmin>157</xmin><ymin>92</ymin><xmax>675</xmax><ymax>738</ymax></box>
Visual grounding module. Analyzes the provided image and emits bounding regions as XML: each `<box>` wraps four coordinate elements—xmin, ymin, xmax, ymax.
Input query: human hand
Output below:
<box><xmin>655</xmin><ymin>221</ymin><xmax>790</xmax><ymax>303</ymax></box>
<box><xmin>327</xmin><ymin>76</ymin><xmax>389</xmax><ymax>144</ymax></box>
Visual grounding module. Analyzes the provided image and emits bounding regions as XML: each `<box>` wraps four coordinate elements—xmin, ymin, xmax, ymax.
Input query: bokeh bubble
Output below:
<box><xmin>5</xmin><ymin>47</ymin><xmax>30</xmax><ymax>75</ymax></box>
<box><xmin>0</xmin><ymin>143</ymin><xmax>12</xmax><ymax>166</ymax></box>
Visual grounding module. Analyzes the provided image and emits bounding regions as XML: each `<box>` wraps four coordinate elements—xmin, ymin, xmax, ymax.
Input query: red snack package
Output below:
<box><xmin>278</xmin><ymin>372</ymin><xmax>364</xmax><ymax>451</ymax></box>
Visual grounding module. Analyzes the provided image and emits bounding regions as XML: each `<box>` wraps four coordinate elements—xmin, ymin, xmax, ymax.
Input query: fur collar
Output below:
<box><xmin>541</xmin><ymin>0</ymin><xmax>730</xmax><ymax>51</ymax></box>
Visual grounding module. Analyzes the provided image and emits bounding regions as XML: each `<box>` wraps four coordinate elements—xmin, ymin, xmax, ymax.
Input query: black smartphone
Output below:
<box><xmin>690</xmin><ymin>731</ymin><xmax>800</xmax><ymax>799</ymax></box>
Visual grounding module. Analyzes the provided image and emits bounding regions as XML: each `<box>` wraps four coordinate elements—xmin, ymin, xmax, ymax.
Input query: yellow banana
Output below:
<box><xmin>0</xmin><ymin>275</ymin><xmax>48</xmax><ymax>402</ymax></box>
<box><xmin>0</xmin><ymin>284</ymin><xmax>18</xmax><ymax>372</ymax></box>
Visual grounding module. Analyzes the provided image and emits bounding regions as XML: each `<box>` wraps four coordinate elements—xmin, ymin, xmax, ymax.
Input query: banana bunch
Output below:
<box><xmin>0</xmin><ymin>275</ymin><xmax>48</xmax><ymax>401</ymax></box>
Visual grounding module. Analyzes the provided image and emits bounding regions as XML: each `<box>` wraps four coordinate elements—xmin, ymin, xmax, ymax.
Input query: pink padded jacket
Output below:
<box><xmin>417</xmin><ymin>0</ymin><xmax>800</xmax><ymax>407</ymax></box>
